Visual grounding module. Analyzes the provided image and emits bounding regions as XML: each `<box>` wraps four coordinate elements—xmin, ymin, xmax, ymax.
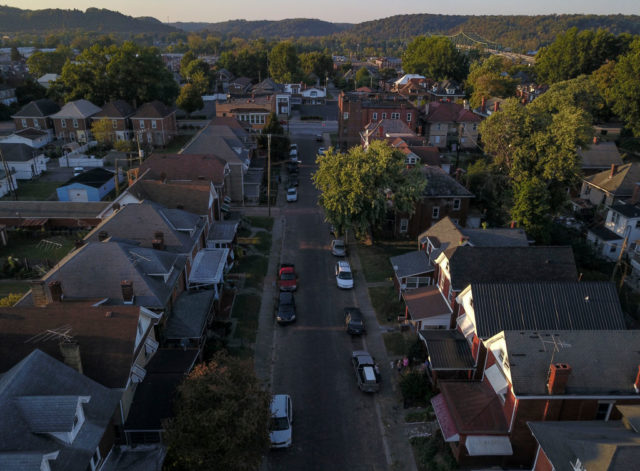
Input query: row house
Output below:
<box><xmin>11</xmin><ymin>98</ymin><xmax>59</xmax><ymax>141</ymax></box>
<box><xmin>228</xmin><ymin>76</ymin><xmax>253</xmax><ymax>96</ymax></box>
<box><xmin>361</xmin><ymin>119</ymin><xmax>422</xmax><ymax>148</ymax></box>
<box><xmin>395</xmin><ymin>77</ymin><xmax>433</xmax><ymax>105</ymax></box>
<box><xmin>51</xmin><ymin>99</ymin><xmax>102</xmax><ymax>143</ymax></box>
<box><xmin>392</xmin><ymin>140</ymin><xmax>447</xmax><ymax>169</ymax></box>
<box><xmin>131</xmin><ymin>100</ymin><xmax>177</xmax><ymax>147</ymax></box>
<box><xmin>216</xmin><ymin>95</ymin><xmax>274</xmax><ymax>130</ymax></box>
<box><xmin>431</xmin><ymin>329</ymin><xmax>639</xmax><ymax>468</ymax></box>
<box><xmin>423</xmin><ymin>101</ymin><xmax>481</xmax><ymax>150</ymax></box>
<box><xmin>587</xmin><ymin>196</ymin><xmax>640</xmax><ymax>261</ymax></box>
<box><xmin>284</xmin><ymin>83</ymin><xmax>327</xmax><ymax>105</ymax></box>
<box><xmin>93</xmin><ymin>99</ymin><xmax>136</xmax><ymax>142</ymax></box>
<box><xmin>579</xmin><ymin>162</ymin><xmax>640</xmax><ymax>208</ymax></box>
<box><xmin>338</xmin><ymin>90</ymin><xmax>419</xmax><ymax>151</ymax></box>
<box><xmin>427</xmin><ymin>80</ymin><xmax>466</xmax><ymax>101</ymax></box>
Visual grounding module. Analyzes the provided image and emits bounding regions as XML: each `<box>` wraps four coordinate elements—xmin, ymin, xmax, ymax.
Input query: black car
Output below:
<box><xmin>288</xmin><ymin>174</ymin><xmax>299</xmax><ymax>187</ymax></box>
<box><xmin>344</xmin><ymin>307</ymin><xmax>365</xmax><ymax>335</ymax></box>
<box><xmin>276</xmin><ymin>292</ymin><xmax>297</xmax><ymax>324</ymax></box>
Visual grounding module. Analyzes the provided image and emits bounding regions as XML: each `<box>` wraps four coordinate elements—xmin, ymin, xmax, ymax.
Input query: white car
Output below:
<box><xmin>317</xmin><ymin>147</ymin><xmax>326</xmax><ymax>156</ymax></box>
<box><xmin>269</xmin><ymin>394</ymin><xmax>293</xmax><ymax>448</ymax></box>
<box><xmin>73</xmin><ymin>167</ymin><xmax>84</xmax><ymax>176</ymax></box>
<box><xmin>286</xmin><ymin>187</ymin><xmax>298</xmax><ymax>202</ymax></box>
<box><xmin>335</xmin><ymin>260</ymin><xmax>354</xmax><ymax>289</ymax></box>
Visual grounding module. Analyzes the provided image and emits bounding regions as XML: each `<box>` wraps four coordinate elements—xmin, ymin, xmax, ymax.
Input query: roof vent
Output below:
<box><xmin>585</xmin><ymin>295</ymin><xmax>590</xmax><ymax>302</ymax></box>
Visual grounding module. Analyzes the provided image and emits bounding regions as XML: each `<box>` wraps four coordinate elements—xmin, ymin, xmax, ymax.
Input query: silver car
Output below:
<box><xmin>331</xmin><ymin>239</ymin><xmax>347</xmax><ymax>257</ymax></box>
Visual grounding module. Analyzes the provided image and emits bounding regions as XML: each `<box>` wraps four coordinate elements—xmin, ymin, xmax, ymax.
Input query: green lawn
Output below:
<box><xmin>0</xmin><ymin>234</ymin><xmax>77</xmax><ymax>262</ymax></box>
<box><xmin>368</xmin><ymin>285</ymin><xmax>405</xmax><ymax>325</ymax></box>
<box><xmin>383</xmin><ymin>331</ymin><xmax>419</xmax><ymax>356</ymax></box>
<box><xmin>231</xmin><ymin>293</ymin><xmax>262</xmax><ymax>344</ymax></box>
<box><xmin>358</xmin><ymin>241</ymin><xmax>415</xmax><ymax>283</ymax></box>
<box><xmin>1</xmin><ymin>181</ymin><xmax>61</xmax><ymax>201</ymax></box>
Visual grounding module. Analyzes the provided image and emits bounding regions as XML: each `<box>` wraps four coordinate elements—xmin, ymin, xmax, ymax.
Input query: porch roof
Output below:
<box><xmin>390</xmin><ymin>250</ymin><xmax>433</xmax><ymax>278</ymax></box>
<box><xmin>403</xmin><ymin>285</ymin><xmax>451</xmax><ymax>321</ymax></box>
<box><xmin>419</xmin><ymin>329</ymin><xmax>474</xmax><ymax>370</ymax></box>
<box><xmin>188</xmin><ymin>248</ymin><xmax>229</xmax><ymax>288</ymax></box>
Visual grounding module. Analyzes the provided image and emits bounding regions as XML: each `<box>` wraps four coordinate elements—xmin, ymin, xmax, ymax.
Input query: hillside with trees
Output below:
<box><xmin>170</xmin><ymin>18</ymin><xmax>351</xmax><ymax>37</ymax></box>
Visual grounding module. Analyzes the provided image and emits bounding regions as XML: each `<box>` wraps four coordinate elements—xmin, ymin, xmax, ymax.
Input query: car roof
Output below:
<box><xmin>271</xmin><ymin>394</ymin><xmax>289</xmax><ymax>417</ymax></box>
<box><xmin>344</xmin><ymin>307</ymin><xmax>362</xmax><ymax>318</ymax></box>
<box><xmin>337</xmin><ymin>260</ymin><xmax>351</xmax><ymax>270</ymax></box>
<box><xmin>279</xmin><ymin>291</ymin><xmax>294</xmax><ymax>302</ymax></box>
<box><xmin>332</xmin><ymin>239</ymin><xmax>344</xmax><ymax>244</ymax></box>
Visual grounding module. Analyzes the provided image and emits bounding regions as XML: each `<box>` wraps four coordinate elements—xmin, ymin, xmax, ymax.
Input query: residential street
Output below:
<box><xmin>254</xmin><ymin>127</ymin><xmax>417</xmax><ymax>470</ymax></box>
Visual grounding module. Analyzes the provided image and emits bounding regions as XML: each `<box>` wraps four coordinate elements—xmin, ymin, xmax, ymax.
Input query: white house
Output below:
<box><xmin>0</xmin><ymin>142</ymin><xmax>47</xmax><ymax>179</ymax></box>
<box><xmin>1</xmin><ymin>128</ymin><xmax>51</xmax><ymax>148</ymax></box>
<box><xmin>0</xmin><ymin>169</ymin><xmax>18</xmax><ymax>198</ymax></box>
<box><xmin>586</xmin><ymin>197</ymin><xmax>640</xmax><ymax>261</ymax></box>
<box><xmin>300</xmin><ymin>87</ymin><xmax>326</xmax><ymax>104</ymax></box>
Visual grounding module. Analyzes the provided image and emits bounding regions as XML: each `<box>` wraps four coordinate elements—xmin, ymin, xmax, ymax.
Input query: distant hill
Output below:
<box><xmin>170</xmin><ymin>18</ymin><xmax>352</xmax><ymax>37</ymax></box>
<box><xmin>0</xmin><ymin>6</ymin><xmax>177</xmax><ymax>34</ymax></box>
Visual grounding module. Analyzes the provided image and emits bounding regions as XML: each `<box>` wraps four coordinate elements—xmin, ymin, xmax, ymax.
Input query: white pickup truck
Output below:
<box><xmin>351</xmin><ymin>350</ymin><xmax>381</xmax><ymax>393</ymax></box>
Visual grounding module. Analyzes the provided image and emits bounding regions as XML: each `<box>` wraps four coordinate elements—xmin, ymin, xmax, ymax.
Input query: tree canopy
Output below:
<box><xmin>401</xmin><ymin>35</ymin><xmax>468</xmax><ymax>81</ymax></box>
<box><xmin>268</xmin><ymin>41</ymin><xmax>300</xmax><ymax>83</ymax></box>
<box><xmin>312</xmin><ymin>141</ymin><xmax>426</xmax><ymax>237</ymax></box>
<box><xmin>26</xmin><ymin>45</ymin><xmax>73</xmax><ymax>77</ymax></box>
<box><xmin>465</xmin><ymin>55</ymin><xmax>518</xmax><ymax>108</ymax></box>
<box><xmin>164</xmin><ymin>351</ymin><xmax>271</xmax><ymax>471</ymax></box>
<box><xmin>609</xmin><ymin>38</ymin><xmax>640</xmax><ymax>136</ymax></box>
<box><xmin>258</xmin><ymin>112</ymin><xmax>289</xmax><ymax>160</ymax></box>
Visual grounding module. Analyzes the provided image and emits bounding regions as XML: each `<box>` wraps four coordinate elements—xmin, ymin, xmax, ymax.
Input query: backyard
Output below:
<box><xmin>0</xmin><ymin>180</ymin><xmax>60</xmax><ymax>201</ymax></box>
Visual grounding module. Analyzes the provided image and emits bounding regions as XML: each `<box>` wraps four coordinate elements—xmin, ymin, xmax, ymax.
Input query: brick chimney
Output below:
<box><xmin>481</xmin><ymin>97</ymin><xmax>486</xmax><ymax>113</ymax></box>
<box><xmin>31</xmin><ymin>280</ymin><xmax>49</xmax><ymax>307</ymax></box>
<box><xmin>98</xmin><ymin>230</ymin><xmax>109</xmax><ymax>242</ymax></box>
<box><xmin>547</xmin><ymin>363</ymin><xmax>572</xmax><ymax>394</ymax></box>
<box><xmin>48</xmin><ymin>281</ymin><xmax>63</xmax><ymax>303</ymax></box>
<box><xmin>121</xmin><ymin>280</ymin><xmax>134</xmax><ymax>304</ymax></box>
<box><xmin>634</xmin><ymin>365</ymin><xmax>640</xmax><ymax>393</ymax></box>
<box><xmin>152</xmin><ymin>231</ymin><xmax>165</xmax><ymax>251</ymax></box>
<box><xmin>59</xmin><ymin>340</ymin><xmax>83</xmax><ymax>374</ymax></box>
<box><xmin>610</xmin><ymin>164</ymin><xmax>618</xmax><ymax>179</ymax></box>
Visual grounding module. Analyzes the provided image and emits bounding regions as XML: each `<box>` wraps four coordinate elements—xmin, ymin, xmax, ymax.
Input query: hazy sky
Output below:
<box><xmin>8</xmin><ymin>1</ymin><xmax>640</xmax><ymax>23</ymax></box>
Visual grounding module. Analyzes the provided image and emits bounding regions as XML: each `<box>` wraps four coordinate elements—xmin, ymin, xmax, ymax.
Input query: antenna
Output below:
<box><xmin>26</xmin><ymin>325</ymin><xmax>74</xmax><ymax>344</ymax></box>
<box><xmin>538</xmin><ymin>333</ymin><xmax>571</xmax><ymax>365</ymax></box>
<box><xmin>128</xmin><ymin>250</ymin><xmax>152</xmax><ymax>265</ymax></box>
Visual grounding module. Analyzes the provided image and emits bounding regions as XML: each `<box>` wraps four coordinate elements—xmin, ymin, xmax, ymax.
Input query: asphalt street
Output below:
<box><xmin>258</xmin><ymin>131</ymin><xmax>413</xmax><ymax>471</ymax></box>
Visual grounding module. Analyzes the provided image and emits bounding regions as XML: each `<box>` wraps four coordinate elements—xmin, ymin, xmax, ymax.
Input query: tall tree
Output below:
<box><xmin>401</xmin><ymin>36</ymin><xmax>467</xmax><ymax>81</ymax></box>
<box><xmin>312</xmin><ymin>141</ymin><xmax>426</xmax><ymax>237</ymax></box>
<box><xmin>465</xmin><ymin>56</ymin><xmax>517</xmax><ymax>108</ymax></box>
<box><xmin>176</xmin><ymin>83</ymin><xmax>203</xmax><ymax>115</ymax></box>
<box><xmin>26</xmin><ymin>46</ymin><xmax>74</xmax><ymax>77</ymax></box>
<box><xmin>609</xmin><ymin>38</ymin><xmax>640</xmax><ymax>136</ymax></box>
<box><xmin>299</xmin><ymin>51</ymin><xmax>333</xmax><ymax>81</ymax></box>
<box><xmin>258</xmin><ymin>112</ymin><xmax>289</xmax><ymax>160</ymax></box>
<box><xmin>268</xmin><ymin>42</ymin><xmax>300</xmax><ymax>83</ymax></box>
<box><xmin>91</xmin><ymin>118</ymin><xmax>114</xmax><ymax>145</ymax></box>
<box><xmin>164</xmin><ymin>352</ymin><xmax>271</xmax><ymax>471</ymax></box>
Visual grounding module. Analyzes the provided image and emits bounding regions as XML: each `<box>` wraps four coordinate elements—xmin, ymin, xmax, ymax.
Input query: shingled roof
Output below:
<box><xmin>133</xmin><ymin>100</ymin><xmax>175</xmax><ymax>119</ymax></box>
<box><xmin>11</xmin><ymin>98</ymin><xmax>60</xmax><ymax>118</ymax></box>
<box><xmin>94</xmin><ymin>100</ymin><xmax>135</xmax><ymax>119</ymax></box>
<box><xmin>425</xmin><ymin>101</ymin><xmax>481</xmax><ymax>123</ymax></box>
<box><xmin>578</xmin><ymin>141</ymin><xmax>623</xmax><ymax>170</ymax></box>
<box><xmin>0</xmin><ymin>143</ymin><xmax>39</xmax><ymax>162</ymax></box>
<box><xmin>421</xmin><ymin>167</ymin><xmax>474</xmax><ymax>198</ymax></box>
<box><xmin>584</xmin><ymin>162</ymin><xmax>640</xmax><ymax>198</ymax></box>
<box><xmin>140</xmin><ymin>153</ymin><xmax>227</xmax><ymax>185</ymax></box>
<box><xmin>51</xmin><ymin>99</ymin><xmax>101</xmax><ymax>119</ymax></box>
<box><xmin>126</xmin><ymin>179</ymin><xmax>215</xmax><ymax>216</ymax></box>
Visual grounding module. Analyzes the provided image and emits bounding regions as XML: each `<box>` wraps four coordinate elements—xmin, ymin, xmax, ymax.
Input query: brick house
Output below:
<box><xmin>423</xmin><ymin>101</ymin><xmax>481</xmax><ymax>150</ymax></box>
<box><xmin>431</xmin><ymin>329</ymin><xmax>640</xmax><ymax>467</ymax></box>
<box><xmin>131</xmin><ymin>101</ymin><xmax>177</xmax><ymax>147</ymax></box>
<box><xmin>338</xmin><ymin>91</ymin><xmax>419</xmax><ymax>151</ymax></box>
<box><xmin>215</xmin><ymin>95</ymin><xmax>275</xmax><ymax>130</ymax></box>
<box><xmin>93</xmin><ymin>100</ymin><xmax>136</xmax><ymax>142</ymax></box>
<box><xmin>11</xmin><ymin>98</ymin><xmax>59</xmax><ymax>140</ymax></box>
<box><xmin>361</xmin><ymin>119</ymin><xmax>422</xmax><ymax>148</ymax></box>
<box><xmin>51</xmin><ymin>99</ymin><xmax>102</xmax><ymax>143</ymax></box>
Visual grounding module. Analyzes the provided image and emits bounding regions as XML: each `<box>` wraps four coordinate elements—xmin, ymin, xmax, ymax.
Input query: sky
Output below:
<box><xmin>7</xmin><ymin>0</ymin><xmax>640</xmax><ymax>23</ymax></box>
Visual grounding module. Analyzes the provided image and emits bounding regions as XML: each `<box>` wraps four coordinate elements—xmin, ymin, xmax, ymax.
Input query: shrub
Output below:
<box><xmin>399</xmin><ymin>370</ymin><xmax>431</xmax><ymax>407</ymax></box>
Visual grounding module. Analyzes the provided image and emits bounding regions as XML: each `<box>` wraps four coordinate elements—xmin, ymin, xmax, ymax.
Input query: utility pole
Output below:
<box><xmin>0</xmin><ymin>148</ymin><xmax>17</xmax><ymax>200</ymax></box>
<box><xmin>114</xmin><ymin>161</ymin><xmax>120</xmax><ymax>197</ymax></box>
<box><xmin>611</xmin><ymin>225</ymin><xmax>631</xmax><ymax>290</ymax></box>
<box><xmin>267</xmin><ymin>134</ymin><xmax>271</xmax><ymax>217</ymax></box>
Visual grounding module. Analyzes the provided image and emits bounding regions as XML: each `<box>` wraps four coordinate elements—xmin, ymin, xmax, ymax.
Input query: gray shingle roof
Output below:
<box><xmin>182</xmin><ymin>124</ymin><xmax>249</xmax><ymax>166</ymax></box>
<box><xmin>0</xmin><ymin>201</ymin><xmax>109</xmax><ymax>219</ymax></box>
<box><xmin>584</xmin><ymin>162</ymin><xmax>640</xmax><ymax>197</ymax></box>
<box><xmin>390</xmin><ymin>251</ymin><xmax>433</xmax><ymax>278</ymax></box>
<box><xmin>165</xmin><ymin>289</ymin><xmax>215</xmax><ymax>339</ymax></box>
<box><xmin>447</xmin><ymin>246</ymin><xmax>578</xmax><ymax>291</ymax></box>
<box><xmin>94</xmin><ymin>100</ymin><xmax>135</xmax><ymax>119</ymax></box>
<box><xmin>133</xmin><ymin>101</ymin><xmax>175</xmax><ymax>119</ymax></box>
<box><xmin>588</xmin><ymin>224</ymin><xmax>623</xmax><ymax>242</ymax></box>
<box><xmin>611</xmin><ymin>200</ymin><xmax>640</xmax><ymax>219</ymax></box>
<box><xmin>208</xmin><ymin>221</ymin><xmax>238</xmax><ymax>244</ymax></box>
<box><xmin>471</xmin><ymin>282</ymin><xmax>625</xmax><ymax>339</ymax></box>
<box><xmin>0</xmin><ymin>143</ymin><xmax>39</xmax><ymax>162</ymax></box>
<box><xmin>502</xmin><ymin>330</ymin><xmax>640</xmax><ymax>395</ymax></box>
<box><xmin>51</xmin><ymin>100</ymin><xmax>101</xmax><ymax>119</ymax></box>
<box><xmin>578</xmin><ymin>141</ymin><xmax>623</xmax><ymax>169</ymax></box>
<box><xmin>0</xmin><ymin>349</ymin><xmax>120</xmax><ymax>471</ymax></box>
<box><xmin>460</xmin><ymin>227</ymin><xmax>529</xmax><ymax>246</ymax></box>
<box><xmin>11</xmin><ymin>99</ymin><xmax>60</xmax><ymax>118</ymax></box>
<box><xmin>528</xmin><ymin>420</ymin><xmax>640</xmax><ymax>471</ymax></box>
<box><xmin>421</xmin><ymin>166</ymin><xmax>474</xmax><ymax>198</ymax></box>
<box><xmin>15</xmin><ymin>395</ymin><xmax>81</xmax><ymax>433</ymax></box>
<box><xmin>419</xmin><ymin>330</ymin><xmax>474</xmax><ymax>370</ymax></box>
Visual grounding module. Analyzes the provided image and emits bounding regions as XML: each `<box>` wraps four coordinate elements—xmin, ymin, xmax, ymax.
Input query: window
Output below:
<box><xmin>406</xmin><ymin>113</ymin><xmax>412</xmax><ymax>122</ymax></box>
<box><xmin>61</xmin><ymin>119</ymin><xmax>66</xmax><ymax>128</ymax></box>
<box><xmin>595</xmin><ymin>401</ymin><xmax>613</xmax><ymax>420</ymax></box>
<box><xmin>151</xmin><ymin>120</ymin><xmax>157</xmax><ymax>129</ymax></box>
<box><xmin>432</xmin><ymin>206</ymin><xmax>440</xmax><ymax>219</ymax></box>
<box><xmin>33</xmin><ymin>119</ymin><xmax>40</xmax><ymax>129</ymax></box>
<box><xmin>473</xmin><ymin>123</ymin><xmax>477</xmax><ymax>130</ymax></box>
<box><xmin>434</xmin><ymin>136</ymin><xmax>440</xmax><ymax>144</ymax></box>
<box><xmin>461</xmin><ymin>137</ymin><xmax>466</xmax><ymax>143</ymax></box>
<box><xmin>610</xmin><ymin>244</ymin><xmax>617</xmax><ymax>253</ymax></box>
<box><xmin>635</xmin><ymin>220</ymin><xmax>640</xmax><ymax>228</ymax></box>
<box><xmin>343</xmin><ymin>112</ymin><xmax>349</xmax><ymax>120</ymax></box>
<box><xmin>112</xmin><ymin>119</ymin><xmax>117</xmax><ymax>129</ymax></box>
<box><xmin>89</xmin><ymin>446</ymin><xmax>102</xmax><ymax>471</ymax></box>
<box><xmin>140</xmin><ymin>120</ymin><xmax>145</xmax><ymax>129</ymax></box>
<box><xmin>72</xmin><ymin>119</ymin><xmax>78</xmax><ymax>128</ymax></box>
<box><xmin>382</xmin><ymin>113</ymin><xmax>387</xmax><ymax>119</ymax></box>
<box><xmin>584</xmin><ymin>186</ymin><xmax>591</xmax><ymax>196</ymax></box>
<box><xmin>310</xmin><ymin>91</ymin><xmax>317</xmax><ymax>97</ymax></box>
<box><xmin>391</xmin><ymin>112</ymin><xmax>400</xmax><ymax>119</ymax></box>
<box><xmin>453</xmin><ymin>199</ymin><xmax>461</xmax><ymax>210</ymax></box>
<box><xmin>372</xmin><ymin>112</ymin><xmax>378</xmax><ymax>120</ymax></box>
<box><xmin>400</xmin><ymin>218</ymin><xmax>409</xmax><ymax>233</ymax></box>
<box><xmin>21</xmin><ymin>118</ymin><xmax>27</xmax><ymax>127</ymax></box>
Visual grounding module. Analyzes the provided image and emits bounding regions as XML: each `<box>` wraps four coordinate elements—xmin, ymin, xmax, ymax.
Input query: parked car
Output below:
<box><xmin>287</xmin><ymin>187</ymin><xmax>298</xmax><ymax>202</ymax></box>
<box><xmin>352</xmin><ymin>350</ymin><xmax>381</xmax><ymax>393</ymax></box>
<box><xmin>73</xmin><ymin>167</ymin><xmax>84</xmax><ymax>176</ymax></box>
<box><xmin>269</xmin><ymin>394</ymin><xmax>293</xmax><ymax>448</ymax></box>
<box><xmin>288</xmin><ymin>174</ymin><xmax>299</xmax><ymax>187</ymax></box>
<box><xmin>335</xmin><ymin>260</ymin><xmax>354</xmax><ymax>289</ymax></box>
<box><xmin>317</xmin><ymin>147</ymin><xmax>326</xmax><ymax>156</ymax></box>
<box><xmin>330</xmin><ymin>239</ymin><xmax>347</xmax><ymax>257</ymax></box>
<box><xmin>275</xmin><ymin>291</ymin><xmax>296</xmax><ymax>324</ymax></box>
<box><xmin>315</xmin><ymin>133</ymin><xmax>323</xmax><ymax>142</ymax></box>
<box><xmin>287</xmin><ymin>161</ymin><xmax>299</xmax><ymax>174</ymax></box>
<box><xmin>344</xmin><ymin>307</ymin><xmax>365</xmax><ymax>335</ymax></box>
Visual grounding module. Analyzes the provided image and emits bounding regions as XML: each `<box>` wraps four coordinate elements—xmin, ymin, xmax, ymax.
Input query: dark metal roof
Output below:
<box><xmin>419</xmin><ymin>329</ymin><xmax>475</xmax><ymax>370</ymax></box>
<box><xmin>611</xmin><ymin>201</ymin><xmax>640</xmax><ymax>219</ymax></box>
<box><xmin>64</xmin><ymin>167</ymin><xmax>115</xmax><ymax>188</ymax></box>
<box><xmin>588</xmin><ymin>224</ymin><xmax>623</xmax><ymax>241</ymax></box>
<box><xmin>164</xmin><ymin>289</ymin><xmax>214</xmax><ymax>339</ymax></box>
<box><xmin>471</xmin><ymin>282</ymin><xmax>625</xmax><ymax>339</ymax></box>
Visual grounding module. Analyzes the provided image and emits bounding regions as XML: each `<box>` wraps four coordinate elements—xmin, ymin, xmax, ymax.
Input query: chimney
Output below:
<box><xmin>31</xmin><ymin>280</ymin><xmax>49</xmax><ymax>307</ymax></box>
<box><xmin>121</xmin><ymin>280</ymin><xmax>134</xmax><ymax>304</ymax></box>
<box><xmin>98</xmin><ymin>230</ymin><xmax>109</xmax><ymax>242</ymax></box>
<box><xmin>481</xmin><ymin>96</ymin><xmax>486</xmax><ymax>113</ymax></box>
<box><xmin>610</xmin><ymin>164</ymin><xmax>618</xmax><ymax>179</ymax></box>
<box><xmin>48</xmin><ymin>281</ymin><xmax>63</xmax><ymax>302</ymax></box>
<box><xmin>59</xmin><ymin>341</ymin><xmax>83</xmax><ymax>374</ymax></box>
<box><xmin>494</xmin><ymin>101</ymin><xmax>500</xmax><ymax>112</ymax></box>
<box><xmin>631</xmin><ymin>183</ymin><xmax>640</xmax><ymax>205</ymax></box>
<box><xmin>547</xmin><ymin>363</ymin><xmax>572</xmax><ymax>395</ymax></box>
<box><xmin>634</xmin><ymin>365</ymin><xmax>640</xmax><ymax>393</ymax></box>
<box><xmin>152</xmin><ymin>231</ymin><xmax>165</xmax><ymax>251</ymax></box>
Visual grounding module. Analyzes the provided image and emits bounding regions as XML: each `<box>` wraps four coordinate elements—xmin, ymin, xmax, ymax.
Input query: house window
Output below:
<box><xmin>635</xmin><ymin>221</ymin><xmax>640</xmax><ymax>228</ymax></box>
<box><xmin>382</xmin><ymin>113</ymin><xmax>387</xmax><ymax>119</ymax></box>
<box><xmin>432</xmin><ymin>206</ymin><xmax>440</xmax><ymax>219</ymax></box>
<box><xmin>595</xmin><ymin>401</ymin><xmax>613</xmax><ymax>420</ymax></box>
<box><xmin>473</xmin><ymin>123</ymin><xmax>477</xmax><ymax>130</ymax></box>
<box><xmin>310</xmin><ymin>91</ymin><xmax>317</xmax><ymax>97</ymax></box>
<box><xmin>343</xmin><ymin>112</ymin><xmax>349</xmax><ymax>120</ymax></box>
<box><xmin>21</xmin><ymin>118</ymin><xmax>27</xmax><ymax>127</ymax></box>
<box><xmin>406</xmin><ymin>113</ymin><xmax>412</xmax><ymax>122</ymax></box>
<box><xmin>33</xmin><ymin>119</ymin><xmax>40</xmax><ymax>129</ymax></box>
<box><xmin>112</xmin><ymin>119</ymin><xmax>118</xmax><ymax>129</ymax></box>
<box><xmin>610</xmin><ymin>244</ymin><xmax>617</xmax><ymax>253</ymax></box>
<box><xmin>391</xmin><ymin>112</ymin><xmax>400</xmax><ymax>119</ymax></box>
<box><xmin>151</xmin><ymin>120</ymin><xmax>157</xmax><ymax>129</ymax></box>
<box><xmin>453</xmin><ymin>199</ymin><xmax>461</xmax><ymax>210</ymax></box>
<box><xmin>61</xmin><ymin>120</ymin><xmax>66</xmax><ymax>128</ymax></box>
<box><xmin>140</xmin><ymin>120</ymin><xmax>145</xmax><ymax>129</ymax></box>
<box><xmin>72</xmin><ymin>119</ymin><xmax>78</xmax><ymax>128</ymax></box>
<box><xmin>434</xmin><ymin>136</ymin><xmax>440</xmax><ymax>144</ymax></box>
<box><xmin>584</xmin><ymin>186</ymin><xmax>591</xmax><ymax>196</ymax></box>
<box><xmin>461</xmin><ymin>137</ymin><xmax>466</xmax><ymax>143</ymax></box>
<box><xmin>372</xmin><ymin>112</ymin><xmax>378</xmax><ymax>120</ymax></box>
<box><xmin>400</xmin><ymin>218</ymin><xmax>409</xmax><ymax>233</ymax></box>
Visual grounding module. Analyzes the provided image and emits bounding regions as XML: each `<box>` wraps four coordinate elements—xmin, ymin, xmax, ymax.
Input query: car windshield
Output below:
<box><xmin>338</xmin><ymin>271</ymin><xmax>352</xmax><ymax>280</ymax></box>
<box><xmin>349</xmin><ymin>319</ymin><xmax>363</xmax><ymax>325</ymax></box>
<box><xmin>270</xmin><ymin>417</ymin><xmax>290</xmax><ymax>431</ymax></box>
<box><xmin>334</xmin><ymin>241</ymin><xmax>344</xmax><ymax>249</ymax></box>
<box><xmin>288</xmin><ymin>188</ymin><xmax>296</xmax><ymax>194</ymax></box>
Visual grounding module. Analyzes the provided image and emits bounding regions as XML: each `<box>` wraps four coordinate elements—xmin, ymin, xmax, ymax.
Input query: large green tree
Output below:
<box><xmin>312</xmin><ymin>141</ymin><xmax>426</xmax><ymax>237</ymax></box>
<box><xmin>465</xmin><ymin>56</ymin><xmax>518</xmax><ymax>108</ymax></box>
<box><xmin>299</xmin><ymin>51</ymin><xmax>333</xmax><ymax>81</ymax></box>
<box><xmin>268</xmin><ymin>41</ymin><xmax>300</xmax><ymax>83</ymax></box>
<box><xmin>258</xmin><ymin>112</ymin><xmax>289</xmax><ymax>160</ymax></box>
<box><xmin>609</xmin><ymin>38</ymin><xmax>640</xmax><ymax>136</ymax></box>
<box><xmin>401</xmin><ymin>36</ymin><xmax>467</xmax><ymax>81</ymax></box>
<box><xmin>163</xmin><ymin>352</ymin><xmax>271</xmax><ymax>471</ymax></box>
<box><xmin>176</xmin><ymin>83</ymin><xmax>204</xmax><ymax>115</ymax></box>
<box><xmin>26</xmin><ymin>46</ymin><xmax>74</xmax><ymax>77</ymax></box>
